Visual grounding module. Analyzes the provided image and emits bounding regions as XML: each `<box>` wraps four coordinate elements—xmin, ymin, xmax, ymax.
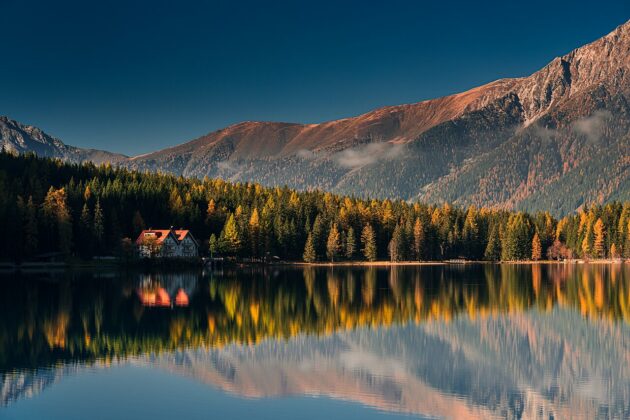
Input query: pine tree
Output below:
<box><xmin>79</xmin><ymin>202</ymin><xmax>93</xmax><ymax>258</ymax></box>
<box><xmin>93</xmin><ymin>198</ymin><xmax>104</xmax><ymax>244</ymax></box>
<box><xmin>326</xmin><ymin>223</ymin><xmax>341</xmax><ymax>262</ymax></box>
<box><xmin>593</xmin><ymin>218</ymin><xmax>605</xmax><ymax>258</ymax></box>
<box><xmin>23</xmin><ymin>196</ymin><xmax>38</xmax><ymax>257</ymax></box>
<box><xmin>501</xmin><ymin>213</ymin><xmax>532</xmax><ymax>261</ymax></box>
<box><xmin>132</xmin><ymin>210</ymin><xmax>145</xmax><ymax>234</ymax></box>
<box><xmin>361</xmin><ymin>224</ymin><xmax>377</xmax><ymax>262</ymax></box>
<box><xmin>209</xmin><ymin>234</ymin><xmax>218</xmax><ymax>258</ymax></box>
<box><xmin>345</xmin><ymin>226</ymin><xmax>356</xmax><ymax>259</ymax></box>
<box><xmin>389</xmin><ymin>224</ymin><xmax>405</xmax><ymax>262</ymax></box>
<box><xmin>484</xmin><ymin>225</ymin><xmax>501</xmax><ymax>261</ymax></box>
<box><xmin>532</xmin><ymin>232</ymin><xmax>542</xmax><ymax>261</ymax></box>
<box><xmin>303</xmin><ymin>232</ymin><xmax>317</xmax><ymax>262</ymax></box>
<box><xmin>311</xmin><ymin>215</ymin><xmax>324</xmax><ymax>259</ymax></box>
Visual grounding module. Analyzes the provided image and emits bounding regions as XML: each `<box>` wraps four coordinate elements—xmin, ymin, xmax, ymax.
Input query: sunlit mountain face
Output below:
<box><xmin>1</xmin><ymin>265</ymin><xmax>629</xmax><ymax>419</ymax></box>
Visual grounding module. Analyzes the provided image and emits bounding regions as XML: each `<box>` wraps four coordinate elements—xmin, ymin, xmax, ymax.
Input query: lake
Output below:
<box><xmin>1</xmin><ymin>264</ymin><xmax>629</xmax><ymax>419</ymax></box>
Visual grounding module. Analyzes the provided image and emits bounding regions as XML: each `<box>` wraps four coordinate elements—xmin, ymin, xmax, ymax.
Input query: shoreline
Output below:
<box><xmin>1</xmin><ymin>258</ymin><xmax>627</xmax><ymax>273</ymax></box>
<box><xmin>276</xmin><ymin>259</ymin><xmax>629</xmax><ymax>267</ymax></box>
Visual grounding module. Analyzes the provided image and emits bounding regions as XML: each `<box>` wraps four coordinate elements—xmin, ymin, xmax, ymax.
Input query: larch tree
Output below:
<box><xmin>249</xmin><ymin>208</ymin><xmax>261</xmax><ymax>259</ymax></box>
<box><xmin>413</xmin><ymin>217</ymin><xmax>424</xmax><ymax>261</ymax></box>
<box><xmin>532</xmin><ymin>232</ymin><xmax>542</xmax><ymax>261</ymax></box>
<box><xmin>326</xmin><ymin>223</ymin><xmax>341</xmax><ymax>262</ymax></box>
<box><xmin>303</xmin><ymin>232</ymin><xmax>317</xmax><ymax>263</ymax></box>
<box><xmin>610</xmin><ymin>243</ymin><xmax>619</xmax><ymax>259</ymax></box>
<box><xmin>41</xmin><ymin>187</ymin><xmax>73</xmax><ymax>255</ymax></box>
<box><xmin>220</xmin><ymin>213</ymin><xmax>241</xmax><ymax>256</ymax></box>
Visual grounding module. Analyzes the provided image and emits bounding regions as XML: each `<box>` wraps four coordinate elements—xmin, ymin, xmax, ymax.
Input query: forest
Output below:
<box><xmin>0</xmin><ymin>151</ymin><xmax>628</xmax><ymax>263</ymax></box>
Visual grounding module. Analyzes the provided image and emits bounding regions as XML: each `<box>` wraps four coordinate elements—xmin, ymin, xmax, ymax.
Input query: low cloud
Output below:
<box><xmin>296</xmin><ymin>149</ymin><xmax>316</xmax><ymax>160</ymax></box>
<box><xmin>216</xmin><ymin>160</ymin><xmax>245</xmax><ymax>175</ymax></box>
<box><xmin>572</xmin><ymin>110</ymin><xmax>611</xmax><ymax>144</ymax></box>
<box><xmin>334</xmin><ymin>142</ymin><xmax>404</xmax><ymax>169</ymax></box>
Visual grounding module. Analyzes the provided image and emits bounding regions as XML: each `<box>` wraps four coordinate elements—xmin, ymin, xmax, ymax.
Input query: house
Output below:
<box><xmin>135</xmin><ymin>228</ymin><xmax>199</xmax><ymax>258</ymax></box>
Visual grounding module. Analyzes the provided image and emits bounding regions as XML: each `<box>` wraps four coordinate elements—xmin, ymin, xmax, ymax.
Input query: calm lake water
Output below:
<box><xmin>1</xmin><ymin>264</ymin><xmax>629</xmax><ymax>419</ymax></box>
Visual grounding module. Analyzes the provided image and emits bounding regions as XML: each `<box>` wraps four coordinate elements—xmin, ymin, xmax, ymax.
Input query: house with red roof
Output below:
<box><xmin>135</xmin><ymin>228</ymin><xmax>199</xmax><ymax>258</ymax></box>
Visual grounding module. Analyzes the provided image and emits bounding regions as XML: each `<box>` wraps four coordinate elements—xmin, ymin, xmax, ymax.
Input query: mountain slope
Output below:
<box><xmin>125</xmin><ymin>20</ymin><xmax>630</xmax><ymax>214</ymax></box>
<box><xmin>0</xmin><ymin>116</ymin><xmax>127</xmax><ymax>164</ymax></box>
<box><xmin>4</xmin><ymin>20</ymin><xmax>630</xmax><ymax>214</ymax></box>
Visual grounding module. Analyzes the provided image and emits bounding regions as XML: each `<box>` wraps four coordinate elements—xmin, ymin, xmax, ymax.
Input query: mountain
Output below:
<box><xmin>124</xmin><ymin>20</ymin><xmax>630</xmax><ymax>214</ymax></box>
<box><xmin>4</xmin><ymin>21</ymin><xmax>630</xmax><ymax>214</ymax></box>
<box><xmin>0</xmin><ymin>116</ymin><xmax>127</xmax><ymax>164</ymax></box>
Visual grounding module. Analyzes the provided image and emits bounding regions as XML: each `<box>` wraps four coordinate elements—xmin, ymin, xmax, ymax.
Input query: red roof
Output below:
<box><xmin>135</xmin><ymin>229</ymin><xmax>196</xmax><ymax>246</ymax></box>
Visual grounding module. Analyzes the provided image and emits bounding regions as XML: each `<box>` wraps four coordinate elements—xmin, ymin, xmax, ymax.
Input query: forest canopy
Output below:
<box><xmin>0</xmin><ymin>151</ymin><xmax>628</xmax><ymax>262</ymax></box>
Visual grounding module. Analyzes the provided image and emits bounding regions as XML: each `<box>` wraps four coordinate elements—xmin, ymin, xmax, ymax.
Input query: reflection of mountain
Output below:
<box><xmin>1</xmin><ymin>364</ymin><xmax>83</xmax><ymax>407</ymax></box>
<box><xmin>4</xmin><ymin>307</ymin><xmax>628</xmax><ymax>418</ymax></box>
<box><xmin>149</xmin><ymin>308</ymin><xmax>630</xmax><ymax>419</ymax></box>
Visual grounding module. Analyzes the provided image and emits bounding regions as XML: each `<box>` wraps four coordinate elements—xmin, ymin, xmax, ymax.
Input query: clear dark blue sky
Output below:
<box><xmin>1</xmin><ymin>0</ymin><xmax>629</xmax><ymax>155</ymax></box>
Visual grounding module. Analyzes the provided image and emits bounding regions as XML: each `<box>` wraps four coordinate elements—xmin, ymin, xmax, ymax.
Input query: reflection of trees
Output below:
<box><xmin>1</xmin><ymin>264</ymin><xmax>628</xmax><ymax>372</ymax></box>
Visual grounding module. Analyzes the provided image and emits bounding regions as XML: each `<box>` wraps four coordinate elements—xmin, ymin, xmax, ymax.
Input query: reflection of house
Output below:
<box><xmin>135</xmin><ymin>272</ymin><xmax>198</xmax><ymax>307</ymax></box>
<box><xmin>135</xmin><ymin>229</ymin><xmax>199</xmax><ymax>258</ymax></box>
<box><xmin>136</xmin><ymin>286</ymin><xmax>190</xmax><ymax>307</ymax></box>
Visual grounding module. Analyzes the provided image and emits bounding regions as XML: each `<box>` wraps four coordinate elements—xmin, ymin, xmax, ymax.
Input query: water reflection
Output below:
<box><xmin>1</xmin><ymin>264</ymin><xmax>629</xmax><ymax>418</ymax></box>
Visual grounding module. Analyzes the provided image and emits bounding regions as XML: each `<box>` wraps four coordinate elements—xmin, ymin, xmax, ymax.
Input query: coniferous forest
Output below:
<box><xmin>0</xmin><ymin>151</ymin><xmax>628</xmax><ymax>263</ymax></box>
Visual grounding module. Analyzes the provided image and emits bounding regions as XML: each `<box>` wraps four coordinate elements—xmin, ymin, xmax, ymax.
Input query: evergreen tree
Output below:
<box><xmin>23</xmin><ymin>196</ymin><xmax>38</xmax><ymax>257</ymax></box>
<box><xmin>361</xmin><ymin>224</ymin><xmax>377</xmax><ymax>262</ymax></box>
<box><xmin>132</xmin><ymin>210</ymin><xmax>145</xmax><ymax>235</ymax></box>
<box><xmin>484</xmin><ymin>225</ymin><xmax>501</xmax><ymax>261</ymax></box>
<box><xmin>311</xmin><ymin>214</ymin><xmax>325</xmax><ymax>260</ymax></box>
<box><xmin>79</xmin><ymin>202</ymin><xmax>93</xmax><ymax>258</ymax></box>
<box><xmin>209</xmin><ymin>234</ymin><xmax>218</xmax><ymax>258</ymax></box>
<box><xmin>593</xmin><ymin>218</ymin><xmax>605</xmax><ymax>258</ymax></box>
<box><xmin>501</xmin><ymin>213</ymin><xmax>532</xmax><ymax>261</ymax></box>
<box><xmin>388</xmin><ymin>224</ymin><xmax>405</xmax><ymax>262</ymax></box>
<box><xmin>345</xmin><ymin>226</ymin><xmax>356</xmax><ymax>259</ymax></box>
<box><xmin>93</xmin><ymin>198</ymin><xmax>104</xmax><ymax>245</ymax></box>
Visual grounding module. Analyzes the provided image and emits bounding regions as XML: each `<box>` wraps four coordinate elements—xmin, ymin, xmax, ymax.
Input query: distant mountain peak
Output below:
<box><xmin>0</xmin><ymin>116</ymin><xmax>127</xmax><ymax>163</ymax></box>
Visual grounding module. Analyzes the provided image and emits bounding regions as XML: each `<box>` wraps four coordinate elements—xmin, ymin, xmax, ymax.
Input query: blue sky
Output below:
<box><xmin>1</xmin><ymin>0</ymin><xmax>629</xmax><ymax>155</ymax></box>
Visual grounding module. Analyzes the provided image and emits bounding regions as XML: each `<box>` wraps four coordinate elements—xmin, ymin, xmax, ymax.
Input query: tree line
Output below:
<box><xmin>0</xmin><ymin>151</ymin><xmax>628</xmax><ymax>262</ymax></box>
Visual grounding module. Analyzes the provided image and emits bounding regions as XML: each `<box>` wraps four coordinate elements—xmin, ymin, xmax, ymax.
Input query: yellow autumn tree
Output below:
<box><xmin>532</xmin><ymin>232</ymin><xmax>542</xmax><ymax>261</ymax></box>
